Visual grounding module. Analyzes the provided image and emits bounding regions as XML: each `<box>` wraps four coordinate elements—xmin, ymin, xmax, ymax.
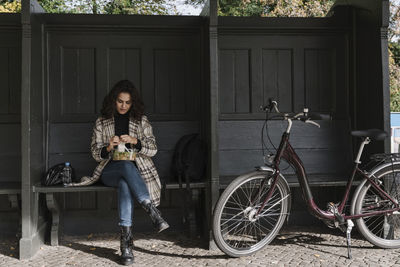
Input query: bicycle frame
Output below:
<box><xmin>256</xmin><ymin>123</ymin><xmax>400</xmax><ymax>222</ymax></box>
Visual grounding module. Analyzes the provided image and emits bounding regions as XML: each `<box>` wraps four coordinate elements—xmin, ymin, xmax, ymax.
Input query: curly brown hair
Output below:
<box><xmin>101</xmin><ymin>80</ymin><xmax>144</xmax><ymax>121</ymax></box>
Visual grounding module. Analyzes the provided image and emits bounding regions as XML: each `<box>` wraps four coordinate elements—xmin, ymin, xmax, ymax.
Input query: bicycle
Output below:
<box><xmin>212</xmin><ymin>100</ymin><xmax>400</xmax><ymax>259</ymax></box>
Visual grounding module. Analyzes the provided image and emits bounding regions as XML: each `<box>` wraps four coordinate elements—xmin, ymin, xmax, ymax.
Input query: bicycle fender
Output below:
<box><xmin>254</xmin><ymin>166</ymin><xmax>291</xmax><ymax>192</ymax></box>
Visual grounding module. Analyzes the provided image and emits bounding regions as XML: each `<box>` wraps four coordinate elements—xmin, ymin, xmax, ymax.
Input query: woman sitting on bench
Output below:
<box><xmin>74</xmin><ymin>79</ymin><xmax>168</xmax><ymax>265</ymax></box>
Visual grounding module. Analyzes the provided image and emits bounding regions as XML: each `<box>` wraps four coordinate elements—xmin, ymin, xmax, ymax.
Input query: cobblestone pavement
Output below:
<box><xmin>1</xmin><ymin>225</ymin><xmax>400</xmax><ymax>267</ymax></box>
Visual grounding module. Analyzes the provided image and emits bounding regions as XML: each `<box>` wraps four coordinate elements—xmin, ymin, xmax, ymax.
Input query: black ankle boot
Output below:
<box><xmin>120</xmin><ymin>226</ymin><xmax>134</xmax><ymax>265</ymax></box>
<box><xmin>141</xmin><ymin>200</ymin><xmax>169</xmax><ymax>232</ymax></box>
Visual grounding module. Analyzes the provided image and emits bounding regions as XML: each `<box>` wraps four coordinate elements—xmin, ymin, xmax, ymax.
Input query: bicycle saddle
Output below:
<box><xmin>351</xmin><ymin>129</ymin><xmax>387</xmax><ymax>141</ymax></box>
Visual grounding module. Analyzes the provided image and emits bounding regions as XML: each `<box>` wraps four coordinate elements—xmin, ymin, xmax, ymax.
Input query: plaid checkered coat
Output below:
<box><xmin>69</xmin><ymin>115</ymin><xmax>161</xmax><ymax>206</ymax></box>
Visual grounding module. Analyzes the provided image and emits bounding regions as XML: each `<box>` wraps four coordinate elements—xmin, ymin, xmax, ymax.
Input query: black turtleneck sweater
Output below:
<box><xmin>100</xmin><ymin>113</ymin><xmax>142</xmax><ymax>159</ymax></box>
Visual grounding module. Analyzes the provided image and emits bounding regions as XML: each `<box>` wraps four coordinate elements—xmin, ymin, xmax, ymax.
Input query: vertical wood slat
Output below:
<box><xmin>155</xmin><ymin>50</ymin><xmax>171</xmax><ymax>114</ymax></box>
<box><xmin>219</xmin><ymin>50</ymin><xmax>234</xmax><ymax>113</ymax></box>
<box><xmin>293</xmin><ymin>47</ymin><xmax>305</xmax><ymax>111</ymax></box>
<box><xmin>0</xmin><ymin>48</ymin><xmax>9</xmax><ymax>114</ymax></box>
<box><xmin>96</xmin><ymin>46</ymin><xmax>107</xmax><ymax>113</ymax></box>
<box><xmin>262</xmin><ymin>49</ymin><xmax>293</xmax><ymax>112</ymax></box>
<box><xmin>305</xmin><ymin>49</ymin><xmax>335</xmax><ymax>112</ymax></box>
<box><xmin>8</xmin><ymin>47</ymin><xmax>21</xmax><ymax>115</ymax></box>
<box><xmin>262</xmin><ymin>49</ymin><xmax>277</xmax><ymax>107</ymax></box>
<box><xmin>62</xmin><ymin>48</ymin><xmax>96</xmax><ymax>115</ymax></box>
<box><xmin>277</xmin><ymin>50</ymin><xmax>292</xmax><ymax>112</ymax></box>
<box><xmin>219</xmin><ymin>49</ymin><xmax>250</xmax><ymax>114</ymax></box>
<box><xmin>78</xmin><ymin>49</ymin><xmax>96</xmax><ymax>114</ymax></box>
<box><xmin>109</xmin><ymin>48</ymin><xmax>125</xmax><ymax>88</ymax></box>
<box><xmin>318</xmin><ymin>50</ymin><xmax>331</xmax><ymax>111</ymax></box>
<box><xmin>154</xmin><ymin>49</ymin><xmax>186</xmax><ymax>115</ymax></box>
<box><xmin>305</xmin><ymin>49</ymin><xmax>318</xmax><ymax>109</ymax></box>
<box><xmin>125</xmin><ymin>49</ymin><xmax>142</xmax><ymax>90</ymax></box>
<box><xmin>170</xmin><ymin>50</ymin><xmax>186</xmax><ymax>114</ymax></box>
<box><xmin>235</xmin><ymin>50</ymin><xmax>250</xmax><ymax>113</ymax></box>
<box><xmin>141</xmin><ymin>46</ymin><xmax>154</xmax><ymax>114</ymax></box>
<box><xmin>108</xmin><ymin>48</ymin><xmax>141</xmax><ymax>90</ymax></box>
<box><xmin>62</xmin><ymin>48</ymin><xmax>77</xmax><ymax>115</ymax></box>
<box><xmin>251</xmin><ymin>48</ymin><xmax>263</xmax><ymax>114</ymax></box>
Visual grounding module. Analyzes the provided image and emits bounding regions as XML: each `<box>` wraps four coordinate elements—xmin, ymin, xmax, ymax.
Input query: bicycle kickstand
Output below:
<box><xmin>346</xmin><ymin>219</ymin><xmax>354</xmax><ymax>259</ymax></box>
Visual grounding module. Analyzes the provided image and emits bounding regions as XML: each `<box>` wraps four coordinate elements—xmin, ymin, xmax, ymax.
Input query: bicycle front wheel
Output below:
<box><xmin>354</xmin><ymin>164</ymin><xmax>400</xmax><ymax>248</ymax></box>
<box><xmin>212</xmin><ymin>172</ymin><xmax>290</xmax><ymax>257</ymax></box>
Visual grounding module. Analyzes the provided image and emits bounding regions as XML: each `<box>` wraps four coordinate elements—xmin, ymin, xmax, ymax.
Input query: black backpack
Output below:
<box><xmin>42</xmin><ymin>163</ymin><xmax>76</xmax><ymax>186</ymax></box>
<box><xmin>168</xmin><ymin>133</ymin><xmax>207</xmax><ymax>226</ymax></box>
<box><xmin>171</xmin><ymin>133</ymin><xmax>207</xmax><ymax>182</ymax></box>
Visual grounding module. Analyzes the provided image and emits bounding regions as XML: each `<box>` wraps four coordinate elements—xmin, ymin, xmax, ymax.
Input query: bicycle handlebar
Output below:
<box><xmin>260</xmin><ymin>98</ymin><xmax>279</xmax><ymax>113</ymax></box>
<box><xmin>262</xmin><ymin>99</ymin><xmax>331</xmax><ymax>128</ymax></box>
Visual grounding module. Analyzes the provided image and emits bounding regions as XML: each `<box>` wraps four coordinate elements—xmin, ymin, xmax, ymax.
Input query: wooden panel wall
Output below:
<box><xmin>48</xmin><ymin>32</ymin><xmax>201</xmax><ymax>122</ymax></box>
<box><xmin>0</xmin><ymin>16</ymin><xmax>21</xmax><ymax>214</ymax></box>
<box><xmin>219</xmin><ymin>35</ymin><xmax>347</xmax><ymax>117</ymax></box>
<box><xmin>46</xmin><ymin>23</ymin><xmax>203</xmax><ymax>211</ymax></box>
<box><xmin>218</xmin><ymin>120</ymin><xmax>352</xmax><ymax>179</ymax></box>
<box><xmin>218</xmin><ymin>31</ymin><xmax>351</xmax><ymax>180</ymax></box>
<box><xmin>0</xmin><ymin>29</ymin><xmax>21</xmax><ymax>183</ymax></box>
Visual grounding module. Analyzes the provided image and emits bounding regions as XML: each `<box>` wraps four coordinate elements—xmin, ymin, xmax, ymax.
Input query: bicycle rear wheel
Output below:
<box><xmin>212</xmin><ymin>172</ymin><xmax>290</xmax><ymax>257</ymax></box>
<box><xmin>354</xmin><ymin>164</ymin><xmax>400</xmax><ymax>248</ymax></box>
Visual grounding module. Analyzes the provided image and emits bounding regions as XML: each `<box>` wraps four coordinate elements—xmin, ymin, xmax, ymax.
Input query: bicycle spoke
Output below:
<box><xmin>257</xmin><ymin>218</ymin><xmax>275</xmax><ymax>232</ymax></box>
<box><xmin>258</xmin><ymin>194</ymin><xmax>289</xmax><ymax>217</ymax></box>
<box><xmin>229</xmin><ymin>192</ymin><xmax>246</xmax><ymax>209</ymax></box>
<box><xmin>239</xmin><ymin>184</ymin><xmax>251</xmax><ymax>205</ymax></box>
<box><xmin>220</xmin><ymin>210</ymin><xmax>246</xmax><ymax>227</ymax></box>
<box><xmin>259</xmin><ymin>215</ymin><xmax>278</xmax><ymax>230</ymax></box>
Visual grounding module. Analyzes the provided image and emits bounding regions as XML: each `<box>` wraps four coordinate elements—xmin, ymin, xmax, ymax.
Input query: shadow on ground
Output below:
<box><xmin>0</xmin><ymin>235</ymin><xmax>19</xmax><ymax>260</ymax></box>
<box><xmin>273</xmin><ymin>225</ymin><xmax>376</xmax><ymax>259</ymax></box>
<box><xmin>60</xmin><ymin>230</ymin><xmax>229</xmax><ymax>261</ymax></box>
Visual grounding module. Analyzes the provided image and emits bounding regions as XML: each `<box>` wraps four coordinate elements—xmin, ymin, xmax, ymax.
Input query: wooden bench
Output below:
<box><xmin>0</xmin><ymin>182</ymin><xmax>21</xmax><ymax>210</ymax></box>
<box><xmin>33</xmin><ymin>182</ymin><xmax>205</xmax><ymax>246</ymax></box>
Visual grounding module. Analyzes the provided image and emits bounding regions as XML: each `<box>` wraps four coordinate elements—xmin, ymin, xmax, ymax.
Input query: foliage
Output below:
<box><xmin>389</xmin><ymin>47</ymin><xmax>400</xmax><ymax>112</ymax></box>
<box><xmin>34</xmin><ymin>0</ymin><xmax>177</xmax><ymax>15</ymax></box>
<box><xmin>266</xmin><ymin>0</ymin><xmax>334</xmax><ymax>17</ymax></box>
<box><xmin>390</xmin><ymin>42</ymin><xmax>400</xmax><ymax>68</ymax></box>
<box><xmin>0</xmin><ymin>0</ymin><xmax>21</xmax><ymax>13</ymax></box>
<box><xmin>390</xmin><ymin>2</ymin><xmax>400</xmax><ymax>112</ymax></box>
<box><xmin>390</xmin><ymin>2</ymin><xmax>400</xmax><ymax>43</ymax></box>
<box><xmin>185</xmin><ymin>0</ymin><xmax>334</xmax><ymax>17</ymax></box>
<box><xmin>37</xmin><ymin>0</ymin><xmax>70</xmax><ymax>13</ymax></box>
<box><xmin>103</xmin><ymin>0</ymin><xmax>177</xmax><ymax>15</ymax></box>
<box><xmin>218</xmin><ymin>0</ymin><xmax>266</xmax><ymax>17</ymax></box>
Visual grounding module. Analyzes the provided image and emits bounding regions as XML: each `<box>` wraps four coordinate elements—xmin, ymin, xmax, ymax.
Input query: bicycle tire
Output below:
<box><xmin>353</xmin><ymin>163</ymin><xmax>400</xmax><ymax>248</ymax></box>
<box><xmin>212</xmin><ymin>171</ymin><xmax>290</xmax><ymax>257</ymax></box>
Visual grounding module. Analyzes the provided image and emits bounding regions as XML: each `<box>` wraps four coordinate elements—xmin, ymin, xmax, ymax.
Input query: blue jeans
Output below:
<box><xmin>100</xmin><ymin>160</ymin><xmax>151</xmax><ymax>227</ymax></box>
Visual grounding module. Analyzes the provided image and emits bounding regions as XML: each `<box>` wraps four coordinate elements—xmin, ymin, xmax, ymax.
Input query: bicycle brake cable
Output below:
<box><xmin>261</xmin><ymin>110</ymin><xmax>277</xmax><ymax>159</ymax></box>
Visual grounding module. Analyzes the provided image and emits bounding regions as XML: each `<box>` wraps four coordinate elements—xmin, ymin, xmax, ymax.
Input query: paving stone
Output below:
<box><xmin>1</xmin><ymin>225</ymin><xmax>400</xmax><ymax>266</ymax></box>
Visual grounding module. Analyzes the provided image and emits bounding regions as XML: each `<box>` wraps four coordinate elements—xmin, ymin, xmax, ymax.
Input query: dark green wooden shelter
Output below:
<box><xmin>0</xmin><ymin>0</ymin><xmax>390</xmax><ymax>259</ymax></box>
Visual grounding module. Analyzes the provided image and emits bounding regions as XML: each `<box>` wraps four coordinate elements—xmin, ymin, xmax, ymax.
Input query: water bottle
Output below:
<box><xmin>63</xmin><ymin>162</ymin><xmax>72</xmax><ymax>186</ymax></box>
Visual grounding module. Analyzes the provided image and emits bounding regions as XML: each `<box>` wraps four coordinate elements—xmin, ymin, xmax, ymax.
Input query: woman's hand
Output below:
<box><xmin>120</xmin><ymin>135</ymin><xmax>138</xmax><ymax>145</ymax></box>
<box><xmin>107</xmin><ymin>136</ymin><xmax>120</xmax><ymax>152</ymax></box>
